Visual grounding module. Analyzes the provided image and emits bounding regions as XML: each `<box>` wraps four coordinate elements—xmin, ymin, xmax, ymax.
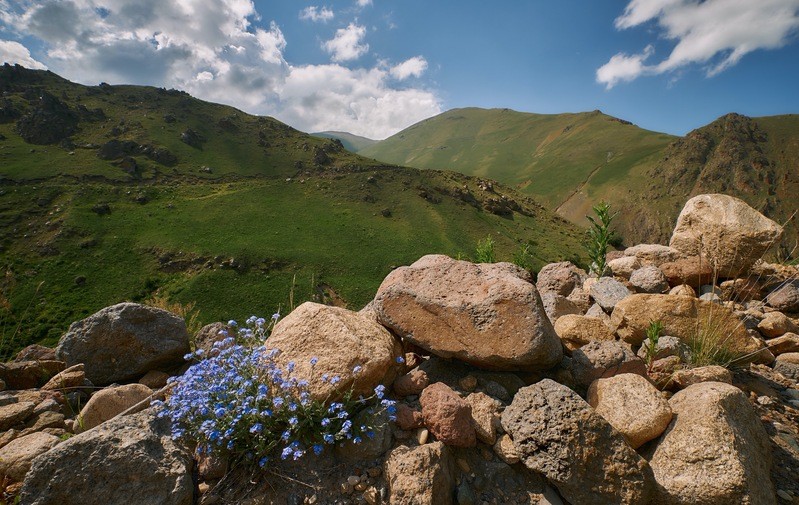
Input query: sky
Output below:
<box><xmin>1</xmin><ymin>0</ymin><xmax>798</xmax><ymax>139</ymax></box>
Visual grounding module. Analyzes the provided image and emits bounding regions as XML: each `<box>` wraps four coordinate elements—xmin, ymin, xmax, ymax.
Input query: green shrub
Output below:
<box><xmin>584</xmin><ymin>201</ymin><xmax>616</xmax><ymax>276</ymax></box>
<box><xmin>643</xmin><ymin>320</ymin><xmax>663</xmax><ymax>372</ymax></box>
<box><xmin>475</xmin><ymin>235</ymin><xmax>496</xmax><ymax>263</ymax></box>
<box><xmin>512</xmin><ymin>243</ymin><xmax>535</xmax><ymax>272</ymax></box>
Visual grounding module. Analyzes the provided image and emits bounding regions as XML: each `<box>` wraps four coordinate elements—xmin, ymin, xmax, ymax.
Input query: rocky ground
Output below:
<box><xmin>1</xmin><ymin>192</ymin><xmax>799</xmax><ymax>505</ymax></box>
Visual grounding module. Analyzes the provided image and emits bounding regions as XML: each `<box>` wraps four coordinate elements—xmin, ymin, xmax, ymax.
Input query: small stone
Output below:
<box><xmin>41</xmin><ymin>364</ymin><xmax>85</xmax><ymax>391</ymax></box>
<box><xmin>395</xmin><ymin>403</ymin><xmax>424</xmax><ymax>430</ymax></box>
<box><xmin>198</xmin><ymin>483</ymin><xmax>210</xmax><ymax>495</ymax></box>
<box><xmin>354</xmin><ymin>482</ymin><xmax>367</xmax><ymax>491</ymax></box>
<box><xmin>629</xmin><ymin>266</ymin><xmax>669</xmax><ymax>294</ymax></box>
<box><xmin>465</xmin><ymin>392</ymin><xmax>502</xmax><ymax>445</ymax></box>
<box><xmin>459</xmin><ymin>375</ymin><xmax>478</xmax><ymax>392</ymax></box>
<box><xmin>669</xmin><ymin>284</ymin><xmax>696</xmax><ymax>297</ymax></box>
<box><xmin>756</xmin><ymin>396</ymin><xmax>774</xmax><ymax>406</ymax></box>
<box><xmin>347</xmin><ymin>475</ymin><xmax>360</xmax><ymax>486</ymax></box>
<box><xmin>493</xmin><ymin>434</ymin><xmax>520</xmax><ymax>465</ymax></box>
<box><xmin>340</xmin><ymin>482</ymin><xmax>354</xmax><ymax>495</ymax></box>
<box><xmin>138</xmin><ymin>370</ymin><xmax>170</xmax><ymax>389</ymax></box>
<box><xmin>777</xmin><ymin>489</ymin><xmax>792</xmax><ymax>501</ymax></box>
<box><xmin>393</xmin><ymin>369</ymin><xmax>429</xmax><ymax>397</ymax></box>
<box><xmin>417</xmin><ymin>427</ymin><xmax>429</xmax><ymax>445</ymax></box>
<box><xmin>363</xmin><ymin>487</ymin><xmax>379</xmax><ymax>505</ymax></box>
<box><xmin>766</xmin><ymin>333</ymin><xmax>799</xmax><ymax>355</ymax></box>
<box><xmin>456</xmin><ymin>458</ymin><xmax>471</xmax><ymax>473</ymax></box>
<box><xmin>367</xmin><ymin>467</ymin><xmax>382</xmax><ymax>478</ymax></box>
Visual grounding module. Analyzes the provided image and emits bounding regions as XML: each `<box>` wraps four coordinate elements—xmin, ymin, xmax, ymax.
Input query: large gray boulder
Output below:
<box><xmin>501</xmin><ymin>379</ymin><xmax>653</xmax><ymax>505</ymax></box>
<box><xmin>646</xmin><ymin>382</ymin><xmax>776</xmax><ymax>504</ymax></box>
<box><xmin>374</xmin><ymin>255</ymin><xmax>562</xmax><ymax>371</ymax></box>
<box><xmin>56</xmin><ymin>303</ymin><xmax>189</xmax><ymax>385</ymax></box>
<box><xmin>669</xmin><ymin>194</ymin><xmax>783</xmax><ymax>278</ymax></box>
<box><xmin>19</xmin><ymin>409</ymin><xmax>194</xmax><ymax>505</ymax></box>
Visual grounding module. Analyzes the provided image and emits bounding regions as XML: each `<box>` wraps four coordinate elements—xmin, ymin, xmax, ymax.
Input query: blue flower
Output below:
<box><xmin>250</xmin><ymin>423</ymin><xmax>263</xmax><ymax>434</ymax></box>
<box><xmin>272</xmin><ymin>312</ymin><xmax>280</xmax><ymax>320</ymax></box>
<box><xmin>321</xmin><ymin>418</ymin><xmax>331</xmax><ymax>427</ymax></box>
<box><xmin>309</xmin><ymin>357</ymin><xmax>318</xmax><ymax>366</ymax></box>
<box><xmin>281</xmin><ymin>447</ymin><xmax>293</xmax><ymax>460</ymax></box>
<box><xmin>324</xmin><ymin>434</ymin><xmax>334</xmax><ymax>444</ymax></box>
<box><xmin>313</xmin><ymin>444</ymin><xmax>323</xmax><ymax>455</ymax></box>
<box><xmin>353</xmin><ymin>365</ymin><xmax>362</xmax><ymax>374</ymax></box>
<box><xmin>396</xmin><ymin>356</ymin><xmax>405</xmax><ymax>364</ymax></box>
<box><xmin>374</xmin><ymin>384</ymin><xmax>386</xmax><ymax>399</ymax></box>
<box><xmin>330</xmin><ymin>376</ymin><xmax>341</xmax><ymax>385</ymax></box>
<box><xmin>258</xmin><ymin>456</ymin><xmax>269</xmax><ymax>467</ymax></box>
<box><xmin>273</xmin><ymin>397</ymin><xmax>284</xmax><ymax>408</ymax></box>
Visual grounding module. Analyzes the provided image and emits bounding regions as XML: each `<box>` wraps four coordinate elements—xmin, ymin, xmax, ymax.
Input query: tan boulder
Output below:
<box><xmin>570</xmin><ymin>341</ymin><xmax>648</xmax><ymax>391</ymax></box>
<box><xmin>669</xmin><ymin>194</ymin><xmax>783</xmax><ymax>278</ymax></box>
<box><xmin>671</xmin><ymin>365</ymin><xmax>733</xmax><ymax>390</ymax></box>
<box><xmin>0</xmin><ymin>432</ymin><xmax>60</xmax><ymax>482</ymax></box>
<box><xmin>774</xmin><ymin>352</ymin><xmax>799</xmax><ymax>381</ymax></box>
<box><xmin>610</xmin><ymin>294</ymin><xmax>758</xmax><ymax>357</ymax></box>
<box><xmin>78</xmin><ymin>383</ymin><xmax>153</xmax><ymax>432</ymax></box>
<box><xmin>0</xmin><ymin>402</ymin><xmax>36</xmax><ymax>431</ymax></box>
<box><xmin>587</xmin><ymin>373</ymin><xmax>672</xmax><ymax>449</ymax></box>
<box><xmin>493</xmin><ymin>433</ymin><xmax>520</xmax><ymax>464</ymax></box>
<box><xmin>757</xmin><ymin>311</ymin><xmax>799</xmax><ymax>338</ymax></box>
<box><xmin>385</xmin><ymin>442</ymin><xmax>455</xmax><ymax>505</ymax></box>
<box><xmin>659</xmin><ymin>256</ymin><xmax>714</xmax><ymax>287</ymax></box>
<box><xmin>465</xmin><ymin>392</ymin><xmax>502</xmax><ymax>445</ymax></box>
<box><xmin>554</xmin><ymin>314</ymin><xmax>616</xmax><ymax>350</ymax></box>
<box><xmin>540</xmin><ymin>292</ymin><xmax>582</xmax><ymax>324</ymax></box>
<box><xmin>268</xmin><ymin>302</ymin><xmax>404</xmax><ymax>401</ymax></box>
<box><xmin>647</xmin><ymin>382</ymin><xmax>776</xmax><ymax>504</ymax></box>
<box><xmin>766</xmin><ymin>333</ymin><xmax>799</xmax><ymax>355</ymax></box>
<box><xmin>668</xmin><ymin>284</ymin><xmax>696</xmax><ymax>297</ymax></box>
<box><xmin>374</xmin><ymin>255</ymin><xmax>562</xmax><ymax>371</ymax></box>
<box><xmin>535</xmin><ymin>261</ymin><xmax>586</xmax><ymax>296</ymax></box>
<box><xmin>607</xmin><ymin>255</ymin><xmax>641</xmax><ymax>279</ymax></box>
<box><xmin>41</xmin><ymin>363</ymin><xmax>85</xmax><ymax>391</ymax></box>
<box><xmin>624</xmin><ymin>244</ymin><xmax>682</xmax><ymax>267</ymax></box>
<box><xmin>138</xmin><ymin>370</ymin><xmax>170</xmax><ymax>389</ymax></box>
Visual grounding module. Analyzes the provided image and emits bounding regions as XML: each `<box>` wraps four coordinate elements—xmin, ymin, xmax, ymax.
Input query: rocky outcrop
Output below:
<box><xmin>19</xmin><ymin>410</ymin><xmax>194</xmax><ymax>505</ymax></box>
<box><xmin>647</xmin><ymin>382</ymin><xmax>776</xmax><ymax>504</ymax></box>
<box><xmin>670</xmin><ymin>194</ymin><xmax>783</xmax><ymax>278</ymax></box>
<box><xmin>55</xmin><ymin>303</ymin><xmax>189</xmax><ymax>385</ymax></box>
<box><xmin>374</xmin><ymin>255</ymin><xmax>562</xmax><ymax>371</ymax></box>
<box><xmin>502</xmin><ymin>379</ymin><xmax>653</xmax><ymax>505</ymax></box>
<box><xmin>267</xmin><ymin>302</ymin><xmax>404</xmax><ymax>401</ymax></box>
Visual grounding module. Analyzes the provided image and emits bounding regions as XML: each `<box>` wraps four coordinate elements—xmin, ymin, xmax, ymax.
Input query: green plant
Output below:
<box><xmin>512</xmin><ymin>243</ymin><xmax>535</xmax><ymax>272</ymax></box>
<box><xmin>0</xmin><ymin>267</ymin><xmax>44</xmax><ymax>361</ymax></box>
<box><xmin>584</xmin><ymin>201</ymin><xmax>616</xmax><ymax>276</ymax></box>
<box><xmin>684</xmin><ymin>311</ymin><xmax>742</xmax><ymax>369</ymax></box>
<box><xmin>643</xmin><ymin>320</ymin><xmax>663</xmax><ymax>372</ymax></box>
<box><xmin>475</xmin><ymin>235</ymin><xmax>496</xmax><ymax>263</ymax></box>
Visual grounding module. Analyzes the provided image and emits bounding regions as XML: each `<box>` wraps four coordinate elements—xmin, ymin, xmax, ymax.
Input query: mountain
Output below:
<box><xmin>0</xmin><ymin>65</ymin><xmax>585</xmax><ymax>356</ymax></box>
<box><xmin>311</xmin><ymin>131</ymin><xmax>378</xmax><ymax>153</ymax></box>
<box><xmin>360</xmin><ymin>107</ymin><xmax>799</xmax><ymax>252</ymax></box>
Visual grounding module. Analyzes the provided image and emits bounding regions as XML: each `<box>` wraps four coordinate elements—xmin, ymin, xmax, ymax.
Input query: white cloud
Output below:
<box><xmin>356</xmin><ymin>0</ymin><xmax>372</xmax><ymax>7</ymax></box>
<box><xmin>0</xmin><ymin>39</ymin><xmax>47</xmax><ymax>69</ymax></box>
<box><xmin>322</xmin><ymin>22</ymin><xmax>369</xmax><ymax>62</ymax></box>
<box><xmin>299</xmin><ymin>6</ymin><xmax>334</xmax><ymax>23</ymax></box>
<box><xmin>596</xmin><ymin>45</ymin><xmax>654</xmax><ymax>89</ymax></box>
<box><xmin>279</xmin><ymin>64</ymin><xmax>440</xmax><ymax>138</ymax></box>
<box><xmin>0</xmin><ymin>0</ymin><xmax>438</xmax><ymax>138</ymax></box>
<box><xmin>598</xmin><ymin>0</ymin><xmax>799</xmax><ymax>88</ymax></box>
<box><xmin>389</xmin><ymin>56</ymin><xmax>427</xmax><ymax>80</ymax></box>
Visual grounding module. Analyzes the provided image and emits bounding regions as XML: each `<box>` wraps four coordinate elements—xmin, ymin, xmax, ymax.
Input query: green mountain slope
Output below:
<box><xmin>358</xmin><ymin>107</ymin><xmax>675</xmax><ymax>213</ymax></box>
<box><xmin>311</xmin><ymin>131</ymin><xmax>378</xmax><ymax>153</ymax></box>
<box><xmin>0</xmin><ymin>65</ymin><xmax>585</xmax><ymax>356</ymax></box>
<box><xmin>360</xmin><ymin>107</ymin><xmax>799</xmax><ymax>252</ymax></box>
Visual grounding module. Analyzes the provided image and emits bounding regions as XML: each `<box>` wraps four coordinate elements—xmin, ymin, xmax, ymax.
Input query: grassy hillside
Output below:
<box><xmin>358</xmin><ymin>108</ymin><xmax>675</xmax><ymax>213</ymax></box>
<box><xmin>360</xmin><ymin>107</ymin><xmax>799</xmax><ymax>253</ymax></box>
<box><xmin>311</xmin><ymin>131</ymin><xmax>378</xmax><ymax>153</ymax></box>
<box><xmin>0</xmin><ymin>65</ymin><xmax>586</xmax><ymax>357</ymax></box>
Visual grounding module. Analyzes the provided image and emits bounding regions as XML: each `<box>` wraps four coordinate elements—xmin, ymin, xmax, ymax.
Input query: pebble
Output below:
<box><xmin>347</xmin><ymin>475</ymin><xmax>360</xmax><ymax>486</ymax></box>
<box><xmin>355</xmin><ymin>482</ymin><xmax>367</xmax><ymax>492</ymax></box>
<box><xmin>757</xmin><ymin>395</ymin><xmax>775</xmax><ymax>406</ymax></box>
<box><xmin>459</xmin><ymin>375</ymin><xmax>478</xmax><ymax>392</ymax></box>
<box><xmin>417</xmin><ymin>427</ymin><xmax>429</xmax><ymax>445</ymax></box>
<box><xmin>777</xmin><ymin>489</ymin><xmax>792</xmax><ymax>501</ymax></box>
<box><xmin>341</xmin><ymin>482</ymin><xmax>354</xmax><ymax>495</ymax></box>
<box><xmin>198</xmin><ymin>483</ymin><xmax>210</xmax><ymax>494</ymax></box>
<box><xmin>457</xmin><ymin>458</ymin><xmax>471</xmax><ymax>473</ymax></box>
<box><xmin>366</xmin><ymin>467</ymin><xmax>382</xmax><ymax>478</ymax></box>
<box><xmin>363</xmin><ymin>487</ymin><xmax>379</xmax><ymax>505</ymax></box>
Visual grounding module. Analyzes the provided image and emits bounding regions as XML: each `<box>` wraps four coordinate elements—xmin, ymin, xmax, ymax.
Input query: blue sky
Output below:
<box><xmin>1</xmin><ymin>0</ymin><xmax>798</xmax><ymax>138</ymax></box>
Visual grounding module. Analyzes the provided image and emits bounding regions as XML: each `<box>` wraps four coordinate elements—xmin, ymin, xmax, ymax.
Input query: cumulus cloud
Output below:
<box><xmin>322</xmin><ymin>22</ymin><xmax>369</xmax><ymax>62</ymax></box>
<box><xmin>389</xmin><ymin>56</ymin><xmax>427</xmax><ymax>80</ymax></box>
<box><xmin>598</xmin><ymin>0</ymin><xmax>799</xmax><ymax>88</ymax></box>
<box><xmin>0</xmin><ymin>39</ymin><xmax>47</xmax><ymax>69</ymax></box>
<box><xmin>279</xmin><ymin>64</ymin><xmax>440</xmax><ymax>138</ymax></box>
<box><xmin>299</xmin><ymin>6</ymin><xmax>334</xmax><ymax>23</ymax></box>
<box><xmin>0</xmin><ymin>0</ymin><xmax>438</xmax><ymax>138</ymax></box>
<box><xmin>356</xmin><ymin>0</ymin><xmax>372</xmax><ymax>7</ymax></box>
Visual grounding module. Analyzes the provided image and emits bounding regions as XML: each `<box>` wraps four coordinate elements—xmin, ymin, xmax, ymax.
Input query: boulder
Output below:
<box><xmin>629</xmin><ymin>266</ymin><xmax>669</xmax><ymax>294</ymax></box>
<box><xmin>0</xmin><ymin>432</ymin><xmax>61</xmax><ymax>482</ymax></box>
<box><xmin>570</xmin><ymin>341</ymin><xmax>647</xmax><ymax>391</ymax></box>
<box><xmin>589</xmin><ymin>277</ymin><xmax>633</xmax><ymax>312</ymax></box>
<box><xmin>647</xmin><ymin>382</ymin><xmax>776</xmax><ymax>504</ymax></box>
<box><xmin>535</xmin><ymin>261</ymin><xmax>586</xmax><ymax>296</ymax></box>
<box><xmin>758</xmin><ymin>311</ymin><xmax>798</xmax><ymax>338</ymax></box>
<box><xmin>553</xmin><ymin>314</ymin><xmax>616</xmax><ymax>350</ymax></box>
<box><xmin>138</xmin><ymin>370</ymin><xmax>170</xmax><ymax>389</ymax></box>
<box><xmin>607</xmin><ymin>256</ymin><xmax>641</xmax><ymax>279</ymax></box>
<box><xmin>540</xmin><ymin>292</ymin><xmax>582</xmax><ymax>324</ymax></box>
<box><xmin>78</xmin><ymin>383</ymin><xmax>153</xmax><ymax>432</ymax></box>
<box><xmin>610</xmin><ymin>295</ymin><xmax>758</xmax><ymax>357</ymax></box>
<box><xmin>374</xmin><ymin>255</ymin><xmax>562</xmax><ymax>371</ymax></box>
<box><xmin>420</xmin><ymin>382</ymin><xmax>476</xmax><ymax>447</ymax></box>
<box><xmin>765</xmin><ymin>280</ymin><xmax>799</xmax><ymax>313</ymax></box>
<box><xmin>765</xmin><ymin>333</ymin><xmax>799</xmax><ymax>355</ymax></box>
<box><xmin>0</xmin><ymin>360</ymin><xmax>65</xmax><ymax>390</ymax></box>
<box><xmin>19</xmin><ymin>410</ymin><xmax>194</xmax><ymax>505</ymax></box>
<box><xmin>384</xmin><ymin>442</ymin><xmax>455</xmax><ymax>505</ymax></box>
<box><xmin>671</xmin><ymin>365</ymin><xmax>733</xmax><ymax>389</ymax></box>
<box><xmin>566</xmin><ymin>287</ymin><xmax>592</xmax><ymax>313</ymax></box>
<box><xmin>41</xmin><ymin>364</ymin><xmax>85</xmax><ymax>391</ymax></box>
<box><xmin>774</xmin><ymin>353</ymin><xmax>799</xmax><ymax>381</ymax></box>
<box><xmin>659</xmin><ymin>256</ymin><xmax>714</xmax><ymax>287</ymax></box>
<box><xmin>392</xmin><ymin>369</ymin><xmax>429</xmax><ymax>397</ymax></box>
<box><xmin>14</xmin><ymin>345</ymin><xmax>56</xmax><ymax>362</ymax></box>
<box><xmin>0</xmin><ymin>401</ymin><xmax>36</xmax><ymax>431</ymax></box>
<box><xmin>267</xmin><ymin>302</ymin><xmax>403</xmax><ymax>401</ymax></box>
<box><xmin>587</xmin><ymin>373</ymin><xmax>672</xmax><ymax>449</ymax></box>
<box><xmin>193</xmin><ymin>321</ymin><xmax>234</xmax><ymax>355</ymax></box>
<box><xmin>624</xmin><ymin>244</ymin><xmax>682</xmax><ymax>267</ymax></box>
<box><xmin>465</xmin><ymin>392</ymin><xmax>502</xmax><ymax>445</ymax></box>
<box><xmin>668</xmin><ymin>284</ymin><xmax>696</xmax><ymax>297</ymax></box>
<box><xmin>669</xmin><ymin>194</ymin><xmax>783</xmax><ymax>278</ymax></box>
<box><xmin>501</xmin><ymin>379</ymin><xmax>653</xmax><ymax>505</ymax></box>
<box><xmin>55</xmin><ymin>303</ymin><xmax>190</xmax><ymax>385</ymax></box>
